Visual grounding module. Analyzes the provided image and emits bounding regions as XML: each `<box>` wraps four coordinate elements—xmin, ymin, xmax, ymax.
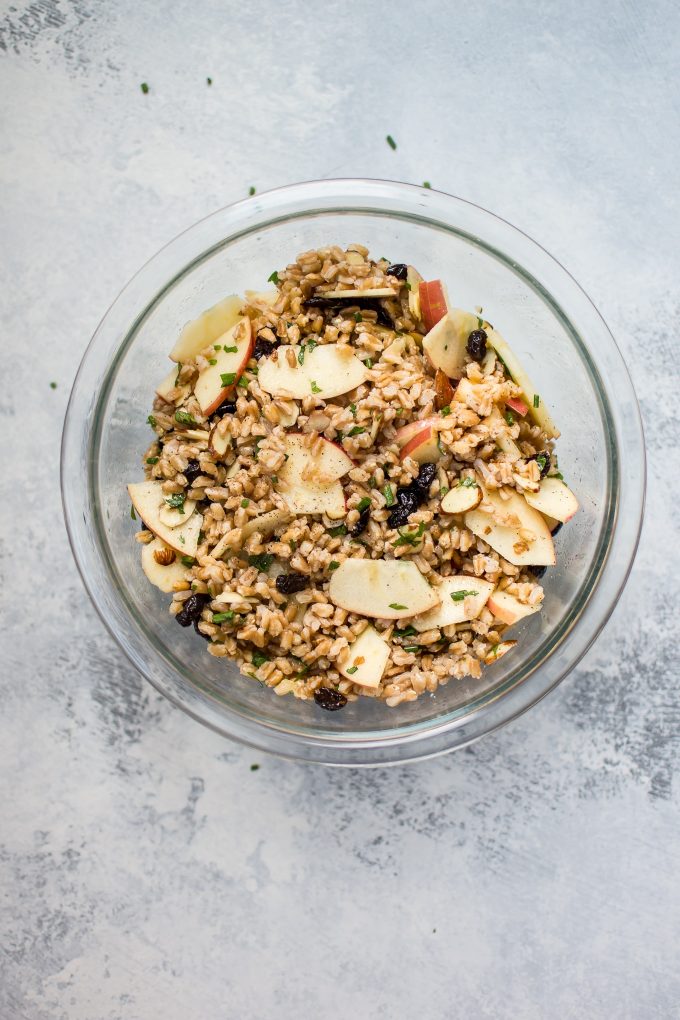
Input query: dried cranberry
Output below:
<box><xmin>175</xmin><ymin>592</ymin><xmax>210</xmax><ymax>627</ymax></box>
<box><xmin>314</xmin><ymin>687</ymin><xmax>347</xmax><ymax>711</ymax></box>
<box><xmin>349</xmin><ymin>506</ymin><xmax>370</xmax><ymax>537</ymax></box>
<box><xmin>413</xmin><ymin>462</ymin><xmax>437</xmax><ymax>497</ymax></box>
<box><xmin>194</xmin><ymin>618</ymin><xmax>211</xmax><ymax>640</ymax></box>
<box><xmin>252</xmin><ymin>336</ymin><xmax>281</xmax><ymax>360</ymax></box>
<box><xmin>466</xmin><ymin>329</ymin><xmax>487</xmax><ymax>360</ymax></box>
<box><xmin>183</xmin><ymin>460</ymin><xmax>202</xmax><ymax>486</ymax></box>
<box><xmin>275</xmin><ymin>573</ymin><xmax>309</xmax><ymax>594</ymax></box>
<box><xmin>386</xmin><ymin>263</ymin><xmax>408</xmax><ymax>280</ymax></box>
<box><xmin>529</xmin><ymin>452</ymin><xmax>552</xmax><ymax>479</ymax></box>
<box><xmin>387</xmin><ymin>487</ymin><xmax>420</xmax><ymax>529</ymax></box>
<box><xmin>214</xmin><ymin>399</ymin><xmax>237</xmax><ymax>416</ymax></box>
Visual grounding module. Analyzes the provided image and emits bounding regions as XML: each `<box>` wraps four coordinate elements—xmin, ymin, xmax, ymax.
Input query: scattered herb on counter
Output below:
<box><xmin>250</xmin><ymin>763</ymin><xmax>260</xmax><ymax>771</ymax></box>
<box><xmin>423</xmin><ymin>181</ymin><xmax>431</xmax><ymax>189</ymax></box>
<box><xmin>140</xmin><ymin>82</ymin><xmax>149</xmax><ymax>94</ymax></box>
<box><xmin>386</xmin><ymin>134</ymin><xmax>397</xmax><ymax>150</ymax></box>
<box><xmin>249</xmin><ymin>186</ymin><xmax>256</xmax><ymax>196</ymax></box>
<box><xmin>50</xmin><ymin>381</ymin><xmax>57</xmax><ymax>389</ymax></box>
<box><xmin>268</xmin><ymin>271</ymin><xmax>279</xmax><ymax>284</ymax></box>
<box><xmin>224</xmin><ymin>344</ymin><xmax>238</xmax><ymax>353</ymax></box>
<box><xmin>130</xmin><ymin>505</ymin><xmax>137</xmax><ymax>520</ymax></box>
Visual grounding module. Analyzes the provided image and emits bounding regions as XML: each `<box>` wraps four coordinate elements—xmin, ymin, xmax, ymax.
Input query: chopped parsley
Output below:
<box><xmin>249</xmin><ymin>185</ymin><xmax>256</xmax><ymax>196</ymax></box>
<box><xmin>347</xmin><ymin>426</ymin><xmax>365</xmax><ymax>437</ymax></box>
<box><xmin>423</xmin><ymin>181</ymin><xmax>431</xmax><ymax>189</ymax></box>
<box><xmin>349</xmin><ymin>402</ymin><xmax>357</xmax><ymax>416</ymax></box>
<box><xmin>220</xmin><ymin>372</ymin><xmax>236</xmax><ymax>387</ymax></box>
<box><xmin>394</xmin><ymin>625</ymin><xmax>417</xmax><ymax>638</ymax></box>
<box><xmin>175</xmin><ymin>409</ymin><xmax>196</xmax><ymax>426</ymax></box>
<box><xmin>49</xmin><ymin>381</ymin><xmax>57</xmax><ymax>389</ymax></box>
<box><xmin>535</xmin><ymin>453</ymin><xmax>548</xmax><ymax>472</ymax></box>
<box><xmin>533</xmin><ymin>394</ymin><xmax>540</xmax><ymax>408</ymax></box>
<box><xmin>147</xmin><ymin>414</ymin><xmax>157</xmax><ymax>427</ymax></box>
<box><xmin>241</xmin><ymin>498</ymin><xmax>250</xmax><ymax>508</ymax></box>
<box><xmin>505</xmin><ymin>410</ymin><xmax>515</xmax><ymax>426</ymax></box>
<box><xmin>386</xmin><ymin>134</ymin><xmax>397</xmax><ymax>150</ymax></box>
<box><xmin>383</xmin><ymin>484</ymin><xmax>395</xmax><ymax>507</ymax></box>
<box><xmin>212</xmin><ymin>611</ymin><xmax>235</xmax><ymax>624</ymax></box>
<box><xmin>224</xmin><ymin>344</ymin><xmax>238</xmax><ymax>353</ymax></box>
<box><xmin>458</xmin><ymin>477</ymin><xmax>477</xmax><ymax>488</ymax></box>
<box><xmin>146</xmin><ymin>456</ymin><xmax>159</xmax><ymax>464</ymax></box>
<box><xmin>268</xmin><ymin>271</ymin><xmax>279</xmax><ymax>284</ymax></box>
<box><xmin>181</xmin><ymin>556</ymin><xmax>195</xmax><ymax>566</ymax></box>
<box><xmin>365</xmin><ymin>358</ymin><xmax>373</xmax><ymax>368</ymax></box>
<box><xmin>450</xmin><ymin>590</ymin><xmax>478</xmax><ymax>602</ymax></box>
<box><xmin>207</xmin><ymin>76</ymin><xmax>213</xmax><ymax>86</ymax></box>
<box><xmin>328</xmin><ymin>561</ymin><xmax>340</xmax><ymax>570</ymax></box>
<box><xmin>354</xmin><ymin>312</ymin><xmax>363</xmax><ymax>323</ymax></box>
<box><xmin>130</xmin><ymin>504</ymin><xmax>137</xmax><ymax>520</ymax></box>
<box><xmin>298</xmin><ymin>345</ymin><xmax>305</xmax><ymax>365</ymax></box>
<box><xmin>208</xmin><ymin>358</ymin><xmax>217</xmax><ymax>366</ymax></box>
<box><xmin>214</xmin><ymin>344</ymin><xmax>222</xmax><ymax>351</ymax></box>
<box><xmin>140</xmin><ymin>82</ymin><xmax>149</xmax><ymax>94</ymax></box>
<box><xmin>346</xmin><ymin>666</ymin><xmax>359</xmax><ymax>675</ymax></box>
<box><xmin>394</xmin><ymin>522</ymin><xmax>426</xmax><ymax>547</ymax></box>
<box><xmin>403</xmin><ymin>645</ymin><xmax>420</xmax><ymax>652</ymax></box>
<box><xmin>327</xmin><ymin>524</ymin><xmax>347</xmax><ymax>537</ymax></box>
<box><xmin>252</xmin><ymin>652</ymin><xmax>269</xmax><ymax>668</ymax></box>
<box><xmin>357</xmin><ymin>497</ymin><xmax>371</xmax><ymax>511</ymax></box>
<box><xmin>310</xmin><ymin>380</ymin><xmax>322</xmax><ymax>394</ymax></box>
<box><xmin>389</xmin><ymin>602</ymin><xmax>408</xmax><ymax>610</ymax></box>
<box><xmin>549</xmin><ymin>471</ymin><xmax>564</xmax><ymax>481</ymax></box>
<box><xmin>250</xmin><ymin>763</ymin><xmax>260</xmax><ymax>771</ymax></box>
<box><xmin>477</xmin><ymin>316</ymin><xmax>484</xmax><ymax>329</ymax></box>
<box><xmin>488</xmin><ymin>643</ymin><xmax>501</xmax><ymax>659</ymax></box>
<box><xmin>440</xmin><ymin>405</ymin><xmax>451</xmax><ymax>416</ymax></box>
<box><xmin>237</xmin><ymin>376</ymin><xmax>249</xmax><ymax>388</ymax></box>
<box><xmin>164</xmin><ymin>492</ymin><xmax>186</xmax><ymax>514</ymax></box>
<box><xmin>440</xmin><ymin>486</ymin><xmax>449</xmax><ymax>497</ymax></box>
<box><xmin>248</xmin><ymin>552</ymin><xmax>273</xmax><ymax>573</ymax></box>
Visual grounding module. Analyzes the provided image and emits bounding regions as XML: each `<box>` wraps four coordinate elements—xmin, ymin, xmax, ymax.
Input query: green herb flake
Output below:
<box><xmin>346</xmin><ymin>666</ymin><xmax>359</xmax><ymax>675</ymax></box>
<box><xmin>405</xmin><ymin>281</ymin><xmax>412</xmax><ymax>291</ymax></box>
<box><xmin>175</xmin><ymin>409</ymin><xmax>197</xmax><ymax>426</ymax></box>
<box><xmin>533</xmin><ymin>394</ymin><xmax>540</xmax><ymax>408</ymax></box>
<box><xmin>224</xmin><ymin>344</ymin><xmax>238</xmax><ymax>353</ymax></box>
<box><xmin>146</xmin><ymin>456</ymin><xmax>159</xmax><ymax>464</ymax></box>
<box><xmin>310</xmin><ymin>380</ymin><xmax>322</xmax><ymax>394</ymax></box>
<box><xmin>237</xmin><ymin>376</ymin><xmax>249</xmax><ymax>389</ymax></box>
<box><xmin>383</xmin><ymin>484</ymin><xmax>395</xmax><ymax>507</ymax></box>
<box><xmin>268</xmin><ymin>270</ymin><xmax>279</xmax><ymax>284</ymax></box>
<box><xmin>327</xmin><ymin>524</ymin><xmax>347</xmax><ymax>537</ymax></box>
<box><xmin>450</xmin><ymin>589</ymin><xmax>478</xmax><ymax>602</ymax></box>
<box><xmin>248</xmin><ymin>553</ymin><xmax>273</xmax><ymax>573</ymax></box>
<box><xmin>140</xmin><ymin>82</ymin><xmax>149</xmax><ymax>94</ymax></box>
<box><xmin>354</xmin><ymin>312</ymin><xmax>363</xmax><ymax>323</ymax></box>
<box><xmin>505</xmin><ymin>410</ymin><xmax>515</xmax><ymax>426</ymax></box>
<box><xmin>206</xmin><ymin>76</ymin><xmax>213</xmax><ymax>86</ymax></box>
<box><xmin>423</xmin><ymin>181</ymin><xmax>431</xmax><ymax>189</ymax></box>
<box><xmin>252</xmin><ymin>652</ymin><xmax>269</xmax><ymax>668</ymax></box>
<box><xmin>536</xmin><ymin>453</ymin><xmax>548</xmax><ymax>471</ymax></box>
<box><xmin>357</xmin><ymin>497</ymin><xmax>371</xmax><ymax>511</ymax></box>
<box><xmin>440</xmin><ymin>405</ymin><xmax>451</xmax><ymax>416</ymax></box>
<box><xmin>394</xmin><ymin>625</ymin><xmax>417</xmax><ymax>638</ymax></box>
<box><xmin>403</xmin><ymin>645</ymin><xmax>420</xmax><ymax>652</ymax></box>
<box><xmin>440</xmin><ymin>486</ymin><xmax>449</xmax><ymax>497</ymax></box>
<box><xmin>477</xmin><ymin>317</ymin><xmax>484</xmax><ymax>329</ymax></box>
<box><xmin>271</xmin><ymin>474</ymin><xmax>278</xmax><ymax>483</ymax></box>
<box><xmin>179</xmin><ymin>535</ymin><xmax>185</xmax><ymax>545</ymax></box>
<box><xmin>349</xmin><ymin>402</ymin><xmax>357</xmax><ymax>416</ymax></box>
<box><xmin>458</xmin><ymin>477</ymin><xmax>477</xmax><ymax>488</ymax></box>
<box><xmin>130</xmin><ymin>504</ymin><xmax>137</xmax><ymax>520</ymax></box>
<box><xmin>348</xmin><ymin>426</ymin><xmax>365</xmax><ymax>437</ymax></box>
<box><xmin>49</xmin><ymin>381</ymin><xmax>57</xmax><ymax>389</ymax></box>
<box><xmin>298</xmin><ymin>345</ymin><xmax>305</xmax><ymax>365</ymax></box>
<box><xmin>208</xmin><ymin>358</ymin><xmax>217</xmax><ymax>366</ymax></box>
<box><xmin>249</xmin><ymin>185</ymin><xmax>256</xmax><ymax>196</ymax></box>
<box><xmin>147</xmin><ymin>414</ymin><xmax>157</xmax><ymax>427</ymax></box>
<box><xmin>164</xmin><ymin>492</ymin><xmax>186</xmax><ymax>514</ymax></box>
<box><xmin>220</xmin><ymin>372</ymin><xmax>236</xmax><ymax>387</ymax></box>
<box><xmin>389</xmin><ymin>602</ymin><xmax>408</xmax><ymax>610</ymax></box>
<box><xmin>181</xmin><ymin>556</ymin><xmax>195</xmax><ymax>566</ymax></box>
<box><xmin>212</xmin><ymin>611</ymin><xmax>235</xmax><ymax>624</ymax></box>
<box><xmin>549</xmin><ymin>471</ymin><xmax>564</xmax><ymax>481</ymax></box>
<box><xmin>241</xmin><ymin>498</ymin><xmax>250</xmax><ymax>508</ymax></box>
<box><xmin>365</xmin><ymin>358</ymin><xmax>373</xmax><ymax>369</ymax></box>
<box><xmin>214</xmin><ymin>344</ymin><xmax>222</xmax><ymax>351</ymax></box>
<box><xmin>328</xmin><ymin>561</ymin><xmax>340</xmax><ymax>571</ymax></box>
<box><xmin>386</xmin><ymin>134</ymin><xmax>397</xmax><ymax>150</ymax></box>
<box><xmin>394</xmin><ymin>522</ymin><xmax>426</xmax><ymax>547</ymax></box>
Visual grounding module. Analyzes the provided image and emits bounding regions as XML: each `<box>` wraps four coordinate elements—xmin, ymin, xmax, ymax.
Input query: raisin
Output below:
<box><xmin>214</xmin><ymin>399</ymin><xmax>237</xmax><ymax>416</ymax></box>
<box><xmin>349</xmin><ymin>506</ymin><xmax>370</xmax><ymax>537</ymax></box>
<box><xmin>529</xmin><ymin>452</ymin><xmax>552</xmax><ymax>479</ymax></box>
<box><xmin>175</xmin><ymin>592</ymin><xmax>210</xmax><ymax>627</ymax></box>
<box><xmin>314</xmin><ymin>687</ymin><xmax>347</xmax><ymax>711</ymax></box>
<box><xmin>304</xmin><ymin>295</ymin><xmax>394</xmax><ymax>328</ymax></box>
<box><xmin>387</xmin><ymin>486</ymin><xmax>420</xmax><ymax>528</ymax></box>
<box><xmin>252</xmin><ymin>336</ymin><xmax>281</xmax><ymax>360</ymax></box>
<box><xmin>386</xmin><ymin>263</ymin><xmax>408</xmax><ymax>280</ymax></box>
<box><xmin>529</xmin><ymin>565</ymin><xmax>547</xmax><ymax>579</ymax></box>
<box><xmin>413</xmin><ymin>462</ymin><xmax>437</xmax><ymax>498</ymax></box>
<box><xmin>466</xmin><ymin>329</ymin><xmax>487</xmax><ymax>360</ymax></box>
<box><xmin>374</xmin><ymin>302</ymin><xmax>395</xmax><ymax>329</ymax></box>
<box><xmin>194</xmin><ymin>618</ymin><xmax>211</xmax><ymax>640</ymax></box>
<box><xmin>183</xmin><ymin>459</ymin><xmax>202</xmax><ymax>486</ymax></box>
<box><xmin>275</xmin><ymin>573</ymin><xmax>309</xmax><ymax>594</ymax></box>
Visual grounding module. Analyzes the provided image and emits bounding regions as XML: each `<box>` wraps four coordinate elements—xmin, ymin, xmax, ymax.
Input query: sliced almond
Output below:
<box><xmin>484</xmin><ymin>640</ymin><xmax>517</xmax><ymax>665</ymax></box>
<box><xmin>441</xmin><ymin>483</ymin><xmax>482</xmax><ymax>514</ymax></box>
<box><xmin>158</xmin><ymin>499</ymin><xmax>196</xmax><ymax>528</ymax></box>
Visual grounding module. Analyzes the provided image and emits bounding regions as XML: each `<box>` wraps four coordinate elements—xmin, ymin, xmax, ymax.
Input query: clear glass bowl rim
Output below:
<box><xmin>61</xmin><ymin>178</ymin><xmax>645</xmax><ymax>766</ymax></box>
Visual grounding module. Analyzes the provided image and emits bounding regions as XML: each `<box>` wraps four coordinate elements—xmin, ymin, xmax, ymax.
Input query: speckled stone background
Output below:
<box><xmin>2</xmin><ymin>2</ymin><xmax>679</xmax><ymax>1017</ymax></box>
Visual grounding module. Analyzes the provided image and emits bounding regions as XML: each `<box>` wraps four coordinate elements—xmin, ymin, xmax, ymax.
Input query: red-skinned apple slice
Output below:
<box><xmin>418</xmin><ymin>280</ymin><xmax>448</xmax><ymax>332</ymax></box>
<box><xmin>484</xmin><ymin>639</ymin><xmax>516</xmax><ymax>665</ymax></box>
<box><xmin>141</xmin><ymin>538</ymin><xmax>191</xmax><ymax>593</ymax></box>
<box><xmin>399</xmin><ymin>425</ymin><xmax>442</xmax><ymax>464</ymax></box>
<box><xmin>328</xmin><ymin>558</ymin><xmax>439</xmax><ymax>620</ymax></box>
<box><xmin>258</xmin><ymin>344</ymin><xmax>368</xmax><ymax>400</ymax></box>
<box><xmin>395</xmin><ymin>417</ymin><xmax>440</xmax><ymax>448</ymax></box>
<box><xmin>284</xmin><ymin>434</ymin><xmax>353</xmax><ymax>482</ymax></box>
<box><xmin>465</xmin><ymin>487</ymin><xmax>555</xmax><ymax>566</ymax></box>
<box><xmin>485</xmin><ymin>328</ymin><xmax>559</xmax><ymax>438</ymax></box>
<box><xmin>524</xmin><ymin>477</ymin><xmax>579</xmax><ymax>522</ymax></box>
<box><xmin>487</xmin><ymin>589</ymin><xmax>540</xmax><ymax>626</ymax></box>
<box><xmin>441</xmin><ymin>481</ymin><xmax>482</xmax><ymax>514</ymax></box>
<box><xmin>423</xmin><ymin>308</ymin><xmax>479</xmax><ymax>378</ymax></box>
<box><xmin>339</xmin><ymin>625</ymin><xmax>390</xmax><ymax>689</ymax></box>
<box><xmin>407</xmin><ymin>265</ymin><xmax>424</xmax><ymax>319</ymax></box>
<box><xmin>276</xmin><ymin>435</ymin><xmax>348</xmax><ymax>517</ymax></box>
<box><xmin>412</xmin><ymin>575</ymin><xmax>494</xmax><ymax>632</ymax></box>
<box><xmin>170</xmin><ymin>295</ymin><xmax>243</xmax><ymax>363</ymax></box>
<box><xmin>506</xmin><ymin>396</ymin><xmax>529</xmax><ymax>417</ymax></box>
<box><xmin>128</xmin><ymin>480</ymin><xmax>203</xmax><ymax>556</ymax></box>
<box><xmin>194</xmin><ymin>318</ymin><xmax>253</xmax><ymax>416</ymax></box>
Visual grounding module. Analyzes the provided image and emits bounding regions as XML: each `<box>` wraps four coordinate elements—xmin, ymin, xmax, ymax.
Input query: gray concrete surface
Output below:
<box><xmin>1</xmin><ymin>1</ymin><xmax>679</xmax><ymax>1017</ymax></box>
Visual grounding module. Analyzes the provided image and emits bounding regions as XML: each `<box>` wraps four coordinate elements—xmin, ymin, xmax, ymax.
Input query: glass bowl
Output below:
<box><xmin>61</xmin><ymin>179</ymin><xmax>645</xmax><ymax>766</ymax></box>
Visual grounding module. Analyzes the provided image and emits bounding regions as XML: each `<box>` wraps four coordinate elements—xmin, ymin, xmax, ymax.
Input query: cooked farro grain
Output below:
<box><xmin>128</xmin><ymin>246</ymin><xmax>578</xmax><ymax>710</ymax></box>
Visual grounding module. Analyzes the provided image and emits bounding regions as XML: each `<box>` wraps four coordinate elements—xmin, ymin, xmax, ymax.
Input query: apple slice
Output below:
<box><xmin>441</xmin><ymin>481</ymin><xmax>482</xmax><ymax>514</ymax></box>
<box><xmin>156</xmin><ymin>366</ymin><xmax>182</xmax><ymax>402</ymax></box>
<box><xmin>381</xmin><ymin>338</ymin><xmax>407</xmax><ymax>365</ymax></box>
<box><xmin>413</xmin><ymin>575</ymin><xmax>494</xmax><ymax>631</ymax></box>
<box><xmin>170</xmin><ymin>295</ymin><xmax>243</xmax><ymax>363</ymax></box>
<box><xmin>258</xmin><ymin>343</ymin><xmax>368</xmax><ymax>400</ymax></box>
<box><xmin>407</xmin><ymin>265</ymin><xmax>424</xmax><ymax>319</ymax></box>
<box><xmin>488</xmin><ymin>406</ymin><xmax>522</xmax><ymax>461</ymax></box>
<box><xmin>241</xmin><ymin>507</ymin><xmax>291</xmax><ymax>541</ymax></box>
<box><xmin>465</xmin><ymin>487</ymin><xmax>555</xmax><ymax>566</ymax></box>
<box><xmin>328</xmin><ymin>558</ymin><xmax>439</xmax><ymax>620</ymax></box>
<box><xmin>423</xmin><ymin>308</ymin><xmax>479</xmax><ymax>379</ymax></box>
<box><xmin>277</xmin><ymin>436</ymin><xmax>347</xmax><ymax>517</ymax></box>
<box><xmin>158</xmin><ymin>497</ymin><xmax>196</xmax><ymax>528</ymax></box>
<box><xmin>485</xmin><ymin>328</ymin><xmax>559</xmax><ymax>438</ymax></box>
<box><xmin>339</xmin><ymin>625</ymin><xmax>390</xmax><ymax>689</ymax></box>
<box><xmin>399</xmin><ymin>424</ymin><xmax>442</xmax><ymax>464</ymax></box>
<box><xmin>484</xmin><ymin>639</ymin><xmax>516</xmax><ymax>665</ymax></box>
<box><xmin>128</xmin><ymin>480</ymin><xmax>203</xmax><ymax>556</ymax></box>
<box><xmin>506</xmin><ymin>396</ymin><xmax>529</xmax><ymax>417</ymax></box>
<box><xmin>418</xmin><ymin>280</ymin><xmax>448</xmax><ymax>332</ymax></box>
<box><xmin>194</xmin><ymin>318</ymin><xmax>253</xmax><ymax>416</ymax></box>
<box><xmin>209</xmin><ymin>423</ymin><xmax>230</xmax><ymax>457</ymax></box>
<box><xmin>317</xmin><ymin>287</ymin><xmax>397</xmax><ymax>300</ymax></box>
<box><xmin>394</xmin><ymin>417</ymin><xmax>440</xmax><ymax>449</ymax></box>
<box><xmin>244</xmin><ymin>289</ymin><xmax>278</xmax><ymax>305</ymax></box>
<box><xmin>487</xmin><ymin>589</ymin><xmax>540</xmax><ymax>627</ymax></box>
<box><xmin>524</xmin><ymin>477</ymin><xmax>579</xmax><ymax>523</ymax></box>
<box><xmin>141</xmin><ymin>538</ymin><xmax>191</xmax><ymax>593</ymax></box>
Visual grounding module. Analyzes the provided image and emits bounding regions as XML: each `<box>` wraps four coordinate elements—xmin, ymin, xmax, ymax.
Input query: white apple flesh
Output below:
<box><xmin>140</xmin><ymin>538</ymin><xmax>191</xmax><ymax>593</ymax></box>
<box><xmin>423</xmin><ymin>308</ymin><xmax>478</xmax><ymax>379</ymax></box>
<box><xmin>158</xmin><ymin>498</ymin><xmax>197</xmax><ymax>528</ymax></box>
<box><xmin>339</xmin><ymin>624</ymin><xmax>390</xmax><ymax>689</ymax></box>
<box><xmin>524</xmin><ymin>477</ymin><xmax>579</xmax><ymax>523</ymax></box>
<box><xmin>276</xmin><ymin>435</ymin><xmax>348</xmax><ymax>517</ymax></box>
<box><xmin>328</xmin><ymin>558</ymin><xmax>440</xmax><ymax>620</ymax></box>
<box><xmin>465</xmin><ymin>487</ymin><xmax>556</xmax><ymax>566</ymax></box>
<box><xmin>412</xmin><ymin>575</ymin><xmax>494</xmax><ymax>631</ymax></box>
<box><xmin>194</xmin><ymin>318</ymin><xmax>253</xmax><ymax>416</ymax></box>
<box><xmin>258</xmin><ymin>343</ymin><xmax>368</xmax><ymax>401</ymax></box>
<box><xmin>170</xmin><ymin>295</ymin><xmax>243</xmax><ymax>363</ymax></box>
<box><xmin>487</xmin><ymin>589</ymin><xmax>540</xmax><ymax>626</ymax></box>
<box><xmin>240</xmin><ymin>507</ymin><xmax>291</xmax><ymax>541</ymax></box>
<box><xmin>156</xmin><ymin>367</ymin><xmax>182</xmax><ymax>402</ymax></box>
<box><xmin>485</xmin><ymin>328</ymin><xmax>559</xmax><ymax>438</ymax></box>
<box><xmin>128</xmin><ymin>480</ymin><xmax>203</xmax><ymax>556</ymax></box>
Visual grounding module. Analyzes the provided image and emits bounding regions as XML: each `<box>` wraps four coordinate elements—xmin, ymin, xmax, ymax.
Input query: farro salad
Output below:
<box><xmin>128</xmin><ymin>245</ymin><xmax>579</xmax><ymax>710</ymax></box>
